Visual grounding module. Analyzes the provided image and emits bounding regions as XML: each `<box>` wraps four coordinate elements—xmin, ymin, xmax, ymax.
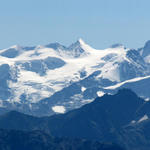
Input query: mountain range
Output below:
<box><xmin>0</xmin><ymin>89</ymin><xmax>150</xmax><ymax>150</ymax></box>
<box><xmin>0</xmin><ymin>39</ymin><xmax>150</xmax><ymax>116</ymax></box>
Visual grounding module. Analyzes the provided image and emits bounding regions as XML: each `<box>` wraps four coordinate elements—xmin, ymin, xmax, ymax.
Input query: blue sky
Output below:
<box><xmin>0</xmin><ymin>0</ymin><xmax>150</xmax><ymax>49</ymax></box>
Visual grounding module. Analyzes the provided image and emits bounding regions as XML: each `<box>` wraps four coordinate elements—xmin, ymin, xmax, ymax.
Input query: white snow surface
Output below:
<box><xmin>104</xmin><ymin>75</ymin><xmax>150</xmax><ymax>90</ymax></box>
<box><xmin>145</xmin><ymin>98</ymin><xmax>150</xmax><ymax>101</ymax></box>
<box><xmin>52</xmin><ymin>106</ymin><xmax>66</xmax><ymax>114</ymax></box>
<box><xmin>81</xmin><ymin>87</ymin><xmax>86</xmax><ymax>92</ymax></box>
<box><xmin>97</xmin><ymin>91</ymin><xmax>105</xmax><ymax>97</ymax></box>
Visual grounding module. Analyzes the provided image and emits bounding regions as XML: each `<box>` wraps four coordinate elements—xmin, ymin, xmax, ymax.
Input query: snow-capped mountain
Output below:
<box><xmin>0</xmin><ymin>39</ymin><xmax>150</xmax><ymax>116</ymax></box>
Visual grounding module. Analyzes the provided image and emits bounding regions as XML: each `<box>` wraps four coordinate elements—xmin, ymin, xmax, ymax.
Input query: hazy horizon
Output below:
<box><xmin>0</xmin><ymin>0</ymin><xmax>150</xmax><ymax>49</ymax></box>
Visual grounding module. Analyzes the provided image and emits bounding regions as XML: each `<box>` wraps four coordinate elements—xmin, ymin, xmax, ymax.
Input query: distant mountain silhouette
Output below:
<box><xmin>0</xmin><ymin>89</ymin><xmax>150</xmax><ymax>149</ymax></box>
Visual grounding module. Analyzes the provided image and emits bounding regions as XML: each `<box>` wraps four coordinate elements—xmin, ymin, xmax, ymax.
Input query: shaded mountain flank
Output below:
<box><xmin>0</xmin><ymin>89</ymin><xmax>150</xmax><ymax>149</ymax></box>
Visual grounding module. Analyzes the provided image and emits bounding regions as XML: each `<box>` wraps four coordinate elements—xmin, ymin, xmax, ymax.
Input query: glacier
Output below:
<box><xmin>0</xmin><ymin>39</ymin><xmax>150</xmax><ymax>116</ymax></box>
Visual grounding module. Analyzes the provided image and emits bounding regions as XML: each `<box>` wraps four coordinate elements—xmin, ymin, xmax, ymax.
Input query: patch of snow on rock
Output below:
<box><xmin>97</xmin><ymin>91</ymin><xmax>105</xmax><ymax>97</ymax></box>
<box><xmin>81</xmin><ymin>86</ymin><xmax>86</xmax><ymax>92</ymax></box>
<box><xmin>145</xmin><ymin>98</ymin><xmax>150</xmax><ymax>101</ymax></box>
<box><xmin>138</xmin><ymin>115</ymin><xmax>149</xmax><ymax>123</ymax></box>
<box><xmin>52</xmin><ymin>106</ymin><xmax>66</xmax><ymax>114</ymax></box>
<box><xmin>131</xmin><ymin>120</ymin><xmax>136</xmax><ymax>124</ymax></box>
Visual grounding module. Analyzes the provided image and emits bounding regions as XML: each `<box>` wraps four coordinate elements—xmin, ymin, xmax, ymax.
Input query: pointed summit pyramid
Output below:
<box><xmin>67</xmin><ymin>38</ymin><xmax>94</xmax><ymax>57</ymax></box>
<box><xmin>66</xmin><ymin>38</ymin><xmax>87</xmax><ymax>57</ymax></box>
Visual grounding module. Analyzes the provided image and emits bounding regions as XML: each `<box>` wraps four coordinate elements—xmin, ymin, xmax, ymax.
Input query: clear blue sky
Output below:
<box><xmin>0</xmin><ymin>0</ymin><xmax>150</xmax><ymax>49</ymax></box>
